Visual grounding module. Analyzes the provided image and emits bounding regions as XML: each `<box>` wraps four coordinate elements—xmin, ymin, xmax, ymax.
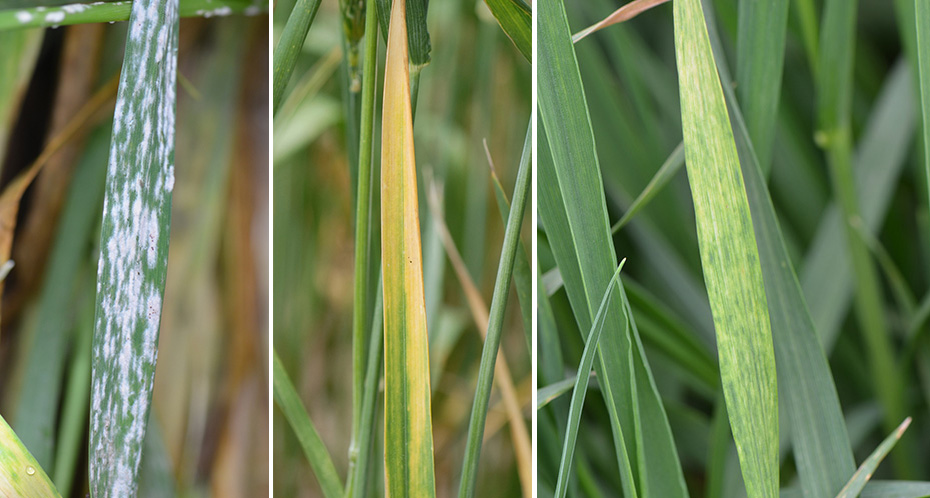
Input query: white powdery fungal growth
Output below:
<box><xmin>15</xmin><ymin>11</ymin><xmax>32</xmax><ymax>23</ymax></box>
<box><xmin>89</xmin><ymin>0</ymin><xmax>178</xmax><ymax>496</ymax></box>
<box><xmin>44</xmin><ymin>11</ymin><xmax>65</xmax><ymax>23</ymax></box>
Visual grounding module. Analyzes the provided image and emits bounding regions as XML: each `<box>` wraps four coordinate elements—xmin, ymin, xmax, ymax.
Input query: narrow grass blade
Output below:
<box><xmin>536</xmin><ymin>377</ymin><xmax>576</xmax><ymax>411</ymax></box>
<box><xmin>698</xmin><ymin>10</ymin><xmax>859</xmax><ymax>493</ymax></box>
<box><xmin>539</xmin><ymin>0</ymin><xmax>688</xmax><ymax>491</ymax></box>
<box><xmin>554</xmin><ymin>262</ymin><xmax>629</xmax><ymax>498</ymax></box>
<box><xmin>457</xmin><ymin>121</ymin><xmax>531</xmax><ymax>498</ymax></box>
<box><xmin>0</xmin><ymin>414</ymin><xmax>61</xmax><ymax>497</ymax></box>
<box><xmin>272</xmin><ymin>0</ymin><xmax>323</xmax><ymax>112</ymax></box>
<box><xmin>572</xmin><ymin>0</ymin><xmax>670</xmax><ymax>43</ymax></box>
<box><xmin>483</xmin><ymin>0</ymin><xmax>531</xmax><ymax>61</ymax></box>
<box><xmin>272</xmin><ymin>352</ymin><xmax>343</xmax><ymax>498</ymax></box>
<box><xmin>736</xmin><ymin>0</ymin><xmax>789</xmax><ymax>171</ymax></box>
<box><xmin>0</xmin><ymin>0</ymin><xmax>265</xmax><ymax>31</ymax></box>
<box><xmin>673</xmin><ymin>0</ymin><xmax>778</xmax><ymax>495</ymax></box>
<box><xmin>610</xmin><ymin>143</ymin><xmax>684</xmax><ymax>234</ymax></box>
<box><xmin>916</xmin><ymin>0</ymin><xmax>930</xmax><ymax>213</ymax></box>
<box><xmin>89</xmin><ymin>1</ymin><xmax>178</xmax><ymax>495</ymax></box>
<box><xmin>425</xmin><ymin>178</ymin><xmax>531</xmax><ymax>497</ymax></box>
<box><xmin>380</xmin><ymin>0</ymin><xmax>436</xmax><ymax>492</ymax></box>
<box><xmin>836</xmin><ymin>417</ymin><xmax>913</xmax><ymax>498</ymax></box>
<box><xmin>486</xmin><ymin>136</ymin><xmax>532</xmax><ymax>351</ymax></box>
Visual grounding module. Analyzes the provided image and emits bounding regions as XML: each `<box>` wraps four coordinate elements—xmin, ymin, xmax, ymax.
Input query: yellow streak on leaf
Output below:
<box><xmin>381</xmin><ymin>0</ymin><xmax>436</xmax><ymax>494</ymax></box>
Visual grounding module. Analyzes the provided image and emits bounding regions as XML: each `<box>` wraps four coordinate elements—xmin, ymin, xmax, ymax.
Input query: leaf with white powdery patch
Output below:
<box><xmin>89</xmin><ymin>0</ymin><xmax>179</xmax><ymax>496</ymax></box>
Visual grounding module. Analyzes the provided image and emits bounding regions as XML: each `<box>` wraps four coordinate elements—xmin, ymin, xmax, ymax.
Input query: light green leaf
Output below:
<box><xmin>673</xmin><ymin>0</ymin><xmax>778</xmax><ymax>496</ymax></box>
<box><xmin>273</xmin><ymin>352</ymin><xmax>343</xmax><ymax>498</ymax></box>
<box><xmin>554</xmin><ymin>262</ymin><xmax>628</xmax><ymax>498</ymax></box>
<box><xmin>0</xmin><ymin>414</ymin><xmax>61</xmax><ymax>497</ymax></box>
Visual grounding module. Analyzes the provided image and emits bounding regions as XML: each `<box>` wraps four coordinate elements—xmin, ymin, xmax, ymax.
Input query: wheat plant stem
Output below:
<box><xmin>347</xmin><ymin>0</ymin><xmax>379</xmax><ymax>491</ymax></box>
<box><xmin>824</xmin><ymin>129</ymin><xmax>909</xmax><ymax>475</ymax></box>
<box><xmin>818</xmin><ymin>0</ymin><xmax>911</xmax><ymax>477</ymax></box>
<box><xmin>348</xmin><ymin>276</ymin><xmax>384</xmax><ymax>498</ymax></box>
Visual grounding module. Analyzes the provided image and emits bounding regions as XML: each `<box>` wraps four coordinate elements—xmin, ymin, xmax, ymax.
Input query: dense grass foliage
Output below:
<box><xmin>0</xmin><ymin>13</ymin><xmax>268</xmax><ymax>496</ymax></box>
<box><xmin>537</xmin><ymin>0</ymin><xmax>930</xmax><ymax>496</ymax></box>
<box><xmin>271</xmin><ymin>0</ymin><xmax>531</xmax><ymax>494</ymax></box>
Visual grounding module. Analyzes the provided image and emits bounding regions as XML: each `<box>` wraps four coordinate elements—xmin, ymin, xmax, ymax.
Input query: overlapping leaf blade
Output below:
<box><xmin>538</xmin><ymin>0</ymin><xmax>688</xmax><ymax>494</ymax></box>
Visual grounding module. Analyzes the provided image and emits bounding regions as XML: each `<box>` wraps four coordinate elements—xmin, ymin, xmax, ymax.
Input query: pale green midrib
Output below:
<box><xmin>14</xmin><ymin>132</ymin><xmax>108</xmax><ymax>471</ymax></box>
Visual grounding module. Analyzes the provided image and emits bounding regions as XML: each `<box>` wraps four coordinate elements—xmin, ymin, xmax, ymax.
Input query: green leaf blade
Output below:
<box><xmin>483</xmin><ymin>0</ymin><xmax>531</xmax><ymax>61</ymax></box>
<box><xmin>89</xmin><ymin>1</ymin><xmax>179</xmax><ymax>495</ymax></box>
<box><xmin>272</xmin><ymin>0</ymin><xmax>323</xmax><ymax>112</ymax></box>
<box><xmin>673</xmin><ymin>0</ymin><xmax>778</xmax><ymax>496</ymax></box>
<box><xmin>538</xmin><ymin>0</ymin><xmax>689</xmax><ymax>494</ymax></box>
<box><xmin>0</xmin><ymin>414</ymin><xmax>61</xmax><ymax>498</ymax></box>
<box><xmin>272</xmin><ymin>352</ymin><xmax>343</xmax><ymax>498</ymax></box>
<box><xmin>554</xmin><ymin>263</ymin><xmax>629</xmax><ymax>498</ymax></box>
